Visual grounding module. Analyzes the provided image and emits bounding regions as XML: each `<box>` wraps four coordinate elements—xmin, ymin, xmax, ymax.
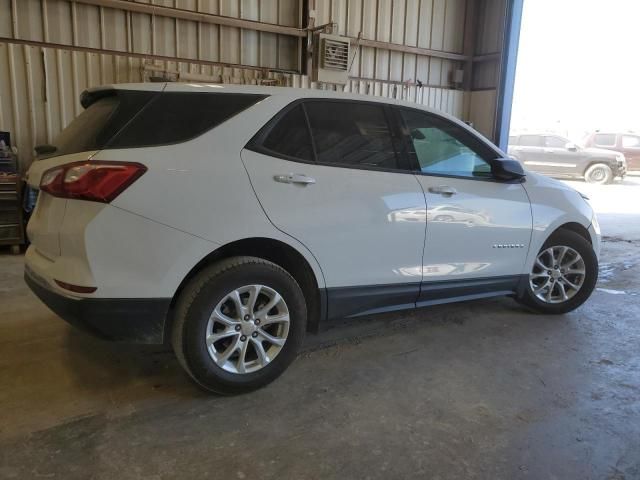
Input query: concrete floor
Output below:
<box><xmin>1</xmin><ymin>177</ymin><xmax>639</xmax><ymax>479</ymax></box>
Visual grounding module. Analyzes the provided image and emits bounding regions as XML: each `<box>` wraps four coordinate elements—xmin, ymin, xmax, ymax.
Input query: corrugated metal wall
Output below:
<box><xmin>4</xmin><ymin>0</ymin><xmax>302</xmax><ymax>69</ymax></box>
<box><xmin>467</xmin><ymin>0</ymin><xmax>506</xmax><ymax>138</ymax></box>
<box><xmin>0</xmin><ymin>0</ymin><xmax>507</xmax><ymax>170</ymax></box>
<box><xmin>316</xmin><ymin>0</ymin><xmax>467</xmax><ymax>121</ymax></box>
<box><xmin>316</xmin><ymin>0</ymin><xmax>466</xmax><ymax>83</ymax></box>
<box><xmin>472</xmin><ymin>0</ymin><xmax>505</xmax><ymax>90</ymax></box>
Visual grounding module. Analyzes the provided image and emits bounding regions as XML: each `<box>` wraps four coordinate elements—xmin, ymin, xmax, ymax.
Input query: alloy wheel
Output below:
<box><xmin>529</xmin><ymin>246</ymin><xmax>586</xmax><ymax>304</ymax></box>
<box><xmin>205</xmin><ymin>285</ymin><xmax>290</xmax><ymax>374</ymax></box>
<box><xmin>588</xmin><ymin>167</ymin><xmax>606</xmax><ymax>182</ymax></box>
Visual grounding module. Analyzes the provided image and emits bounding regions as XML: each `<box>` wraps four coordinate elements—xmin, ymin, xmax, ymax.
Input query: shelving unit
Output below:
<box><xmin>0</xmin><ymin>175</ymin><xmax>24</xmax><ymax>253</ymax></box>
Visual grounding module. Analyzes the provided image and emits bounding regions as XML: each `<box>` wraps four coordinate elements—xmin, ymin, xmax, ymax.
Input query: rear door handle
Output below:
<box><xmin>274</xmin><ymin>173</ymin><xmax>316</xmax><ymax>185</ymax></box>
<box><xmin>428</xmin><ymin>185</ymin><xmax>457</xmax><ymax>196</ymax></box>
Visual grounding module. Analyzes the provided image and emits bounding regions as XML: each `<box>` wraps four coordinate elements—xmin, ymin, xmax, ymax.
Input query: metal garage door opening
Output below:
<box><xmin>509</xmin><ymin>0</ymin><xmax>640</xmax><ymax>239</ymax></box>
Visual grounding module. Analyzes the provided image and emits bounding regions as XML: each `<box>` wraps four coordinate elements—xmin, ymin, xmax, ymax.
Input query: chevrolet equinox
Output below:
<box><xmin>24</xmin><ymin>84</ymin><xmax>601</xmax><ymax>394</ymax></box>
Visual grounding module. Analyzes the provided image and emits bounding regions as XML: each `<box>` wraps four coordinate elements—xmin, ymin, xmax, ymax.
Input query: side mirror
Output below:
<box><xmin>491</xmin><ymin>158</ymin><xmax>526</xmax><ymax>181</ymax></box>
<box><xmin>566</xmin><ymin>142</ymin><xmax>578</xmax><ymax>151</ymax></box>
<box><xmin>411</xmin><ymin>129</ymin><xmax>426</xmax><ymax>140</ymax></box>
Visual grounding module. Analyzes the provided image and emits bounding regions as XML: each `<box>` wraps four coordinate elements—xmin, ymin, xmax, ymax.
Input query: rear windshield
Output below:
<box><xmin>50</xmin><ymin>92</ymin><xmax>151</xmax><ymax>158</ymax></box>
<box><xmin>46</xmin><ymin>90</ymin><xmax>266</xmax><ymax>158</ymax></box>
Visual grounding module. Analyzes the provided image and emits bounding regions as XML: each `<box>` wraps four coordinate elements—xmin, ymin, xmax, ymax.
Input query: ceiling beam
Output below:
<box><xmin>76</xmin><ymin>0</ymin><xmax>307</xmax><ymax>37</ymax></box>
<box><xmin>0</xmin><ymin>36</ymin><xmax>299</xmax><ymax>74</ymax></box>
<box><xmin>74</xmin><ymin>0</ymin><xmax>472</xmax><ymax>63</ymax></box>
<box><xmin>353</xmin><ymin>37</ymin><xmax>468</xmax><ymax>62</ymax></box>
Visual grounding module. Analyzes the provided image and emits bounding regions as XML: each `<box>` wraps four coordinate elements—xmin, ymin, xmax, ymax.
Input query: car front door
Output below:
<box><xmin>541</xmin><ymin>135</ymin><xmax>582</xmax><ymax>177</ymax></box>
<box><xmin>242</xmin><ymin>99</ymin><xmax>427</xmax><ymax>319</ymax></box>
<box><xmin>396</xmin><ymin>107</ymin><xmax>532</xmax><ymax>304</ymax></box>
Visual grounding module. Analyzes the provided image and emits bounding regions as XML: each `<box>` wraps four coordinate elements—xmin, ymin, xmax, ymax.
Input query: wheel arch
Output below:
<box><xmin>517</xmin><ymin>221</ymin><xmax>598</xmax><ymax>312</ymax></box>
<box><xmin>551</xmin><ymin>222</ymin><xmax>592</xmax><ymax>245</ymax></box>
<box><xmin>523</xmin><ymin>218</ymin><xmax>593</xmax><ymax>278</ymax></box>
<box><xmin>166</xmin><ymin>237</ymin><xmax>326</xmax><ymax>341</ymax></box>
<box><xmin>583</xmin><ymin>159</ymin><xmax>614</xmax><ymax>176</ymax></box>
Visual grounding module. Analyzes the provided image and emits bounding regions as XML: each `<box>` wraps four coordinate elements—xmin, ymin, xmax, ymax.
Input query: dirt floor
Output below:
<box><xmin>1</xmin><ymin>176</ymin><xmax>639</xmax><ymax>479</ymax></box>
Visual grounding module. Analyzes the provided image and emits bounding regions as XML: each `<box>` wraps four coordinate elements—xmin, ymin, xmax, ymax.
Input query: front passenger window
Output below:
<box><xmin>519</xmin><ymin>135</ymin><xmax>544</xmax><ymax>147</ymax></box>
<box><xmin>545</xmin><ymin>136</ymin><xmax>569</xmax><ymax>148</ymax></box>
<box><xmin>401</xmin><ymin>109</ymin><xmax>493</xmax><ymax>178</ymax></box>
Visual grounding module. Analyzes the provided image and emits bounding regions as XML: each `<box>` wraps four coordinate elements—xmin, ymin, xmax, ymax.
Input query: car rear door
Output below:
<box><xmin>395</xmin><ymin>107</ymin><xmax>532</xmax><ymax>304</ymax></box>
<box><xmin>540</xmin><ymin>135</ymin><xmax>582</xmax><ymax>177</ymax></box>
<box><xmin>621</xmin><ymin>134</ymin><xmax>640</xmax><ymax>170</ymax></box>
<box><xmin>242</xmin><ymin>99</ymin><xmax>427</xmax><ymax>319</ymax></box>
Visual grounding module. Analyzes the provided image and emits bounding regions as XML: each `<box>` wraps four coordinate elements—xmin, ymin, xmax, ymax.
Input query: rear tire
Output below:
<box><xmin>584</xmin><ymin>163</ymin><xmax>613</xmax><ymax>184</ymax></box>
<box><xmin>517</xmin><ymin>229</ymin><xmax>598</xmax><ymax>314</ymax></box>
<box><xmin>172</xmin><ymin>256</ymin><xmax>307</xmax><ymax>395</ymax></box>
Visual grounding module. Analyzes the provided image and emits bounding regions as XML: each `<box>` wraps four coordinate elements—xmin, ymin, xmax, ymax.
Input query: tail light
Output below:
<box><xmin>40</xmin><ymin>161</ymin><xmax>147</xmax><ymax>203</ymax></box>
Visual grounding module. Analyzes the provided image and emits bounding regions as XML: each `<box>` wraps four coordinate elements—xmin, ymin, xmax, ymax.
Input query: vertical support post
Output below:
<box><xmin>461</xmin><ymin>0</ymin><xmax>477</xmax><ymax>121</ymax></box>
<box><xmin>302</xmin><ymin>0</ymin><xmax>315</xmax><ymax>76</ymax></box>
<box><xmin>461</xmin><ymin>0</ymin><xmax>476</xmax><ymax>92</ymax></box>
<box><xmin>495</xmin><ymin>0</ymin><xmax>524</xmax><ymax>151</ymax></box>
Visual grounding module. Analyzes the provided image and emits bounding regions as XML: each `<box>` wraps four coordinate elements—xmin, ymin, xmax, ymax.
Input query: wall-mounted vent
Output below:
<box><xmin>314</xmin><ymin>33</ymin><xmax>350</xmax><ymax>85</ymax></box>
<box><xmin>322</xmin><ymin>37</ymin><xmax>349</xmax><ymax>71</ymax></box>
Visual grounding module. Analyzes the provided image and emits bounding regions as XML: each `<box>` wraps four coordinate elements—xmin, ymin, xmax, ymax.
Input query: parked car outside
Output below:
<box><xmin>425</xmin><ymin>204</ymin><xmax>490</xmax><ymax>226</ymax></box>
<box><xmin>582</xmin><ymin>131</ymin><xmax>640</xmax><ymax>171</ymax></box>
<box><xmin>24</xmin><ymin>84</ymin><xmax>601</xmax><ymax>394</ymax></box>
<box><xmin>508</xmin><ymin>133</ymin><xmax>626</xmax><ymax>184</ymax></box>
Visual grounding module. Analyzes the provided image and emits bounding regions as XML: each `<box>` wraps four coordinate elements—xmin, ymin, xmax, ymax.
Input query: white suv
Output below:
<box><xmin>24</xmin><ymin>83</ymin><xmax>601</xmax><ymax>394</ymax></box>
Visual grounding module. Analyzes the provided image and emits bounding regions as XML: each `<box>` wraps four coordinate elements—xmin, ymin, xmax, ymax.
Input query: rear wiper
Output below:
<box><xmin>34</xmin><ymin>144</ymin><xmax>57</xmax><ymax>155</ymax></box>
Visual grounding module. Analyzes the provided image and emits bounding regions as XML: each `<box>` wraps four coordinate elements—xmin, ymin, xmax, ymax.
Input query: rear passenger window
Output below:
<box><xmin>262</xmin><ymin>105</ymin><xmax>313</xmax><ymax>161</ymax></box>
<box><xmin>304</xmin><ymin>101</ymin><xmax>399</xmax><ymax>169</ymax></box>
<box><xmin>622</xmin><ymin>135</ymin><xmax>640</xmax><ymax>148</ymax></box>
<box><xmin>110</xmin><ymin>93</ymin><xmax>265</xmax><ymax>148</ymax></box>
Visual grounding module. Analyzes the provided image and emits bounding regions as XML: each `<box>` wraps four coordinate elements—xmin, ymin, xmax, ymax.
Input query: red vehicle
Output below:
<box><xmin>582</xmin><ymin>132</ymin><xmax>640</xmax><ymax>171</ymax></box>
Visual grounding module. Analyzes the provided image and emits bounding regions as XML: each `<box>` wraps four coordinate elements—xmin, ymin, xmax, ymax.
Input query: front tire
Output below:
<box><xmin>517</xmin><ymin>229</ymin><xmax>598</xmax><ymax>314</ymax></box>
<box><xmin>584</xmin><ymin>163</ymin><xmax>613</xmax><ymax>184</ymax></box>
<box><xmin>172</xmin><ymin>256</ymin><xmax>307</xmax><ymax>394</ymax></box>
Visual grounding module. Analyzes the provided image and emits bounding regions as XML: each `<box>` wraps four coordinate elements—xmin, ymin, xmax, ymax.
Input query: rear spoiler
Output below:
<box><xmin>80</xmin><ymin>87</ymin><xmax>117</xmax><ymax>109</ymax></box>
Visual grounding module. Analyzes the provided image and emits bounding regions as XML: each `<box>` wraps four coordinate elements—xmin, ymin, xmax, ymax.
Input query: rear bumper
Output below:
<box><xmin>25</xmin><ymin>268</ymin><xmax>171</xmax><ymax>344</ymax></box>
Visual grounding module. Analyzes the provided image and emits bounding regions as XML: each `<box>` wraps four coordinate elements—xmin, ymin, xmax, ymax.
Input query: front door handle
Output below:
<box><xmin>274</xmin><ymin>173</ymin><xmax>316</xmax><ymax>185</ymax></box>
<box><xmin>428</xmin><ymin>185</ymin><xmax>457</xmax><ymax>197</ymax></box>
